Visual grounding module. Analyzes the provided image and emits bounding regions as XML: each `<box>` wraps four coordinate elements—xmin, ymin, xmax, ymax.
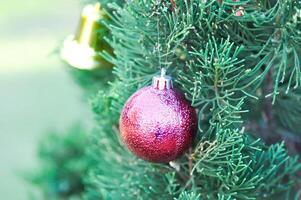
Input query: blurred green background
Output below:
<box><xmin>0</xmin><ymin>1</ymin><xmax>94</xmax><ymax>199</ymax></box>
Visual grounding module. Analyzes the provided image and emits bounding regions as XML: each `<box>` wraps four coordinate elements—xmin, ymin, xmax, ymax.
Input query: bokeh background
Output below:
<box><xmin>0</xmin><ymin>1</ymin><xmax>94</xmax><ymax>199</ymax></box>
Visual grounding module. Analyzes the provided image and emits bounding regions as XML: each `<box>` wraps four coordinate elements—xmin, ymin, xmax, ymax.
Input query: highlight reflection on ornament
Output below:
<box><xmin>60</xmin><ymin>3</ymin><xmax>112</xmax><ymax>70</ymax></box>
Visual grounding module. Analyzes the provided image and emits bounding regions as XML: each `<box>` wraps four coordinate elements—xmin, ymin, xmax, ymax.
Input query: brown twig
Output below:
<box><xmin>170</xmin><ymin>0</ymin><xmax>176</xmax><ymax>11</ymax></box>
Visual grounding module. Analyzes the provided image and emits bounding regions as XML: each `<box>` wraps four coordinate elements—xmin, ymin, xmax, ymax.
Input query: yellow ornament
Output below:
<box><xmin>61</xmin><ymin>3</ymin><xmax>113</xmax><ymax>70</ymax></box>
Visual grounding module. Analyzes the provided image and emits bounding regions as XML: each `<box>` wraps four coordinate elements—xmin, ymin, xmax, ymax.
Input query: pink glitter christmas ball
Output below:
<box><xmin>119</xmin><ymin>84</ymin><xmax>197</xmax><ymax>163</ymax></box>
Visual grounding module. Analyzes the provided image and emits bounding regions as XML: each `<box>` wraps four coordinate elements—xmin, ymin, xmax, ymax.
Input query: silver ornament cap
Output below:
<box><xmin>152</xmin><ymin>68</ymin><xmax>173</xmax><ymax>90</ymax></box>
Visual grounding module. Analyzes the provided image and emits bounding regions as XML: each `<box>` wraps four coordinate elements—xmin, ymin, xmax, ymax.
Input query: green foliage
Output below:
<box><xmin>176</xmin><ymin>191</ymin><xmax>201</xmax><ymax>200</ymax></box>
<box><xmin>84</xmin><ymin>0</ymin><xmax>301</xmax><ymax>199</ymax></box>
<box><xmin>31</xmin><ymin>0</ymin><xmax>301</xmax><ymax>199</ymax></box>
<box><xmin>274</xmin><ymin>88</ymin><xmax>301</xmax><ymax>133</ymax></box>
<box><xmin>27</xmin><ymin>126</ymin><xmax>91</xmax><ymax>200</ymax></box>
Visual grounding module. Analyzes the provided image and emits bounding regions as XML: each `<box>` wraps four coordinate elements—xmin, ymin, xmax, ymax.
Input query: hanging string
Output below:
<box><xmin>155</xmin><ymin>0</ymin><xmax>162</xmax><ymax>70</ymax></box>
<box><xmin>155</xmin><ymin>0</ymin><xmax>175</xmax><ymax>73</ymax></box>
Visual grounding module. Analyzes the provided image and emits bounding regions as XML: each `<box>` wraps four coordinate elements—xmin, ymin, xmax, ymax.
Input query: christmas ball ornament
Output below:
<box><xmin>60</xmin><ymin>3</ymin><xmax>113</xmax><ymax>70</ymax></box>
<box><xmin>119</xmin><ymin>69</ymin><xmax>197</xmax><ymax>163</ymax></box>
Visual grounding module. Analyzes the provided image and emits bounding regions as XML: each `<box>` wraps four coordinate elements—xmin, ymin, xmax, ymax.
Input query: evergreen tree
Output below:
<box><xmin>31</xmin><ymin>0</ymin><xmax>301</xmax><ymax>199</ymax></box>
